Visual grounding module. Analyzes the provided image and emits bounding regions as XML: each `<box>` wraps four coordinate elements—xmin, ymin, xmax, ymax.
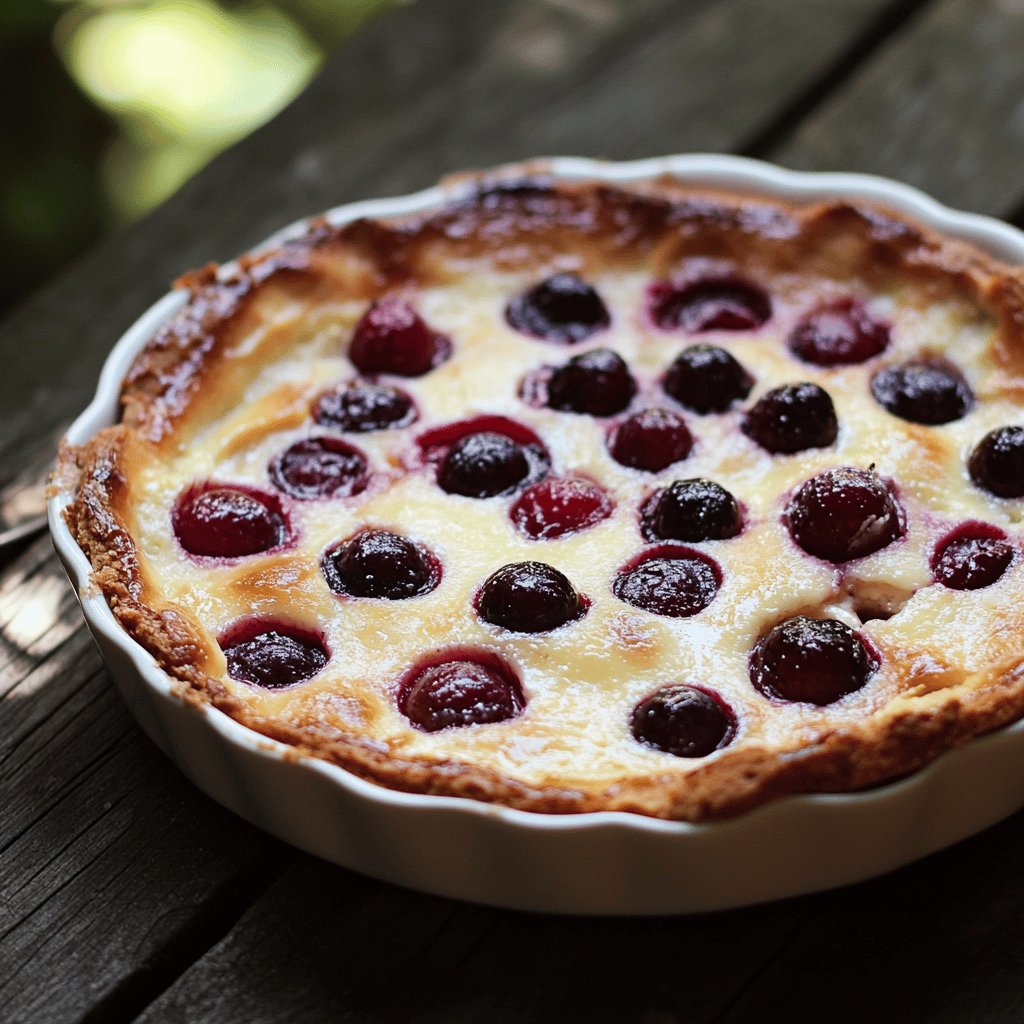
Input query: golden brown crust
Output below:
<box><xmin>61</xmin><ymin>170</ymin><xmax>1024</xmax><ymax>821</ymax></box>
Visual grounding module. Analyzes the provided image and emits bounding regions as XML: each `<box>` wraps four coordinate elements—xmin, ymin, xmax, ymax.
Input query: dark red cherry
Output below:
<box><xmin>505</xmin><ymin>273</ymin><xmax>610</xmax><ymax>344</ymax></box>
<box><xmin>968</xmin><ymin>426</ymin><xmax>1024</xmax><ymax>498</ymax></box>
<box><xmin>663</xmin><ymin>345</ymin><xmax>754</xmax><ymax>414</ymax></box>
<box><xmin>221</xmin><ymin>622</ymin><xmax>328</xmax><ymax>689</ymax></box>
<box><xmin>786</xmin><ymin>467</ymin><xmax>903</xmax><ymax>562</ymax></box>
<box><xmin>743</xmin><ymin>382</ymin><xmax>838</xmax><ymax>454</ymax></box>
<box><xmin>609</xmin><ymin>408</ymin><xmax>693</xmax><ymax>472</ymax></box>
<box><xmin>438</xmin><ymin>431</ymin><xmax>531</xmax><ymax>497</ymax></box>
<box><xmin>322</xmin><ymin>529</ymin><xmax>440</xmax><ymax>600</ymax></box>
<box><xmin>613</xmin><ymin>546</ymin><xmax>720</xmax><ymax>618</ymax></box>
<box><xmin>270</xmin><ymin>437</ymin><xmax>368</xmax><ymax>500</ymax></box>
<box><xmin>349</xmin><ymin>297</ymin><xmax>451</xmax><ymax>377</ymax></box>
<box><xmin>642</xmin><ymin>479</ymin><xmax>741</xmax><ymax>542</ymax></box>
<box><xmin>510</xmin><ymin>477</ymin><xmax>613</xmax><ymax>540</ymax></box>
<box><xmin>313</xmin><ymin>381</ymin><xmax>416</xmax><ymax>432</ymax></box>
<box><xmin>476</xmin><ymin>562</ymin><xmax>585</xmax><ymax>633</ymax></box>
<box><xmin>650</xmin><ymin>276</ymin><xmax>771</xmax><ymax>332</ymax></box>
<box><xmin>400</xmin><ymin>652</ymin><xmax>525</xmax><ymax>732</ymax></box>
<box><xmin>870</xmin><ymin>359</ymin><xmax>973</xmax><ymax>424</ymax></box>
<box><xmin>630</xmin><ymin>685</ymin><xmax>736</xmax><ymax>757</ymax></box>
<box><xmin>788</xmin><ymin>299</ymin><xmax>889</xmax><ymax>366</ymax></box>
<box><xmin>173</xmin><ymin>485</ymin><xmax>287</xmax><ymax>557</ymax></box>
<box><xmin>750</xmin><ymin>616</ymin><xmax>876</xmax><ymax>705</ymax></box>
<box><xmin>547</xmin><ymin>348</ymin><xmax>637</xmax><ymax>416</ymax></box>
<box><xmin>933</xmin><ymin>524</ymin><xmax>1014</xmax><ymax>590</ymax></box>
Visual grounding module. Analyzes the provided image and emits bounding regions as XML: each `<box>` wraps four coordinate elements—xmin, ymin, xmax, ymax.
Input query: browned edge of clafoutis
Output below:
<box><xmin>59</xmin><ymin>169</ymin><xmax>1024</xmax><ymax>821</ymax></box>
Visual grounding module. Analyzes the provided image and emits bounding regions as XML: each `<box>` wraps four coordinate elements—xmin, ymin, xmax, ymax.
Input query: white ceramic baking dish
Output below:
<box><xmin>49</xmin><ymin>155</ymin><xmax>1024</xmax><ymax>915</ymax></box>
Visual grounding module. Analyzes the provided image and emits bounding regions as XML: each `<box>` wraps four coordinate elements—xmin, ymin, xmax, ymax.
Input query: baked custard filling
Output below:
<box><xmin>62</xmin><ymin>175</ymin><xmax>1024</xmax><ymax>820</ymax></box>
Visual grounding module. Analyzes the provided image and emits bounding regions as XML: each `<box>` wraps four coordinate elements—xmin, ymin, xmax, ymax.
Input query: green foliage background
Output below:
<box><xmin>0</xmin><ymin>0</ymin><xmax>393</xmax><ymax>314</ymax></box>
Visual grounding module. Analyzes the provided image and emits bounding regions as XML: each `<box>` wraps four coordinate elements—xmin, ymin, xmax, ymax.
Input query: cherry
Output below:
<box><xmin>322</xmin><ymin>529</ymin><xmax>440</xmax><ymax>600</ymax></box>
<box><xmin>173</xmin><ymin>485</ymin><xmax>287</xmax><ymax>558</ymax></box>
<box><xmin>933</xmin><ymin>524</ymin><xmax>1013</xmax><ymax>590</ymax></box>
<box><xmin>649</xmin><ymin>275</ymin><xmax>771</xmax><ymax>332</ymax></box>
<box><xmin>313</xmin><ymin>381</ymin><xmax>416</xmax><ymax>432</ymax></box>
<box><xmin>749</xmin><ymin>615</ymin><xmax>876</xmax><ymax>705</ymax></box>
<box><xmin>349</xmin><ymin>296</ymin><xmax>451</xmax><ymax>377</ymax></box>
<box><xmin>786</xmin><ymin>467</ymin><xmax>903</xmax><ymax>562</ymax></box>
<box><xmin>221</xmin><ymin>622</ymin><xmax>328</xmax><ymax>689</ymax></box>
<box><xmin>663</xmin><ymin>345</ymin><xmax>753</xmax><ymax>414</ymax></box>
<box><xmin>399</xmin><ymin>652</ymin><xmax>525</xmax><ymax>732</ymax></box>
<box><xmin>788</xmin><ymin>299</ymin><xmax>889</xmax><ymax>366</ymax></box>
<box><xmin>968</xmin><ymin>426</ymin><xmax>1024</xmax><ymax>498</ymax></box>
<box><xmin>608</xmin><ymin>408</ymin><xmax>693</xmax><ymax>472</ymax></box>
<box><xmin>613</xmin><ymin>546</ymin><xmax>720</xmax><ymax>618</ymax></box>
<box><xmin>547</xmin><ymin>348</ymin><xmax>637</xmax><ymax>416</ymax></box>
<box><xmin>270</xmin><ymin>437</ymin><xmax>368</xmax><ymax>500</ymax></box>
<box><xmin>505</xmin><ymin>273</ymin><xmax>610</xmax><ymax>344</ymax></box>
<box><xmin>870</xmin><ymin>359</ymin><xmax>974</xmax><ymax>424</ymax></box>
<box><xmin>438</xmin><ymin>431</ymin><xmax>531</xmax><ymax>497</ymax></box>
<box><xmin>509</xmin><ymin>477</ymin><xmax>613</xmax><ymax>540</ymax></box>
<box><xmin>743</xmin><ymin>382</ymin><xmax>838</xmax><ymax>454</ymax></box>
<box><xmin>476</xmin><ymin>562</ymin><xmax>585</xmax><ymax>633</ymax></box>
<box><xmin>642</xmin><ymin>479</ymin><xmax>741</xmax><ymax>542</ymax></box>
<box><xmin>630</xmin><ymin>685</ymin><xmax>736</xmax><ymax>757</ymax></box>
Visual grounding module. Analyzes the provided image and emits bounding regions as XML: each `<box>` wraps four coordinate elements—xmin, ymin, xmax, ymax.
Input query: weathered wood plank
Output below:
<box><xmin>0</xmin><ymin>538</ymin><xmax>294</xmax><ymax>1024</ymax></box>
<box><xmin>716</xmin><ymin>811</ymin><xmax>1024</xmax><ymax>1023</ymax></box>
<box><xmin>516</xmin><ymin>0</ymin><xmax>911</xmax><ymax>163</ymax></box>
<box><xmin>133</xmin><ymin>857</ymin><xmax>805</xmax><ymax>1024</ymax></box>
<box><xmin>769</xmin><ymin>0</ymin><xmax>1024</xmax><ymax>217</ymax></box>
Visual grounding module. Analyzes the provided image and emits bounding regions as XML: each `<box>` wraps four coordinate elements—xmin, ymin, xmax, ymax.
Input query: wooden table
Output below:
<box><xmin>5</xmin><ymin>1</ymin><xmax>1024</xmax><ymax>1019</ymax></box>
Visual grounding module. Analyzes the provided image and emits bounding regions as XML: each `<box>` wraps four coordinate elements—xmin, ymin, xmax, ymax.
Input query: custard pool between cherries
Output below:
<box><xmin>156</xmin><ymin>268</ymin><xmax>1023</xmax><ymax>768</ymax></box>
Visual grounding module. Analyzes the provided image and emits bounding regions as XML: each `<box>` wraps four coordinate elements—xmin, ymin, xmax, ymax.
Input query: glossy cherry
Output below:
<box><xmin>642</xmin><ymin>479</ymin><xmax>741</xmax><ymax>542</ymax></box>
<box><xmin>749</xmin><ymin>616</ymin><xmax>876</xmax><ymax>705</ymax></box>
<box><xmin>870</xmin><ymin>359</ymin><xmax>974</xmax><ymax>424</ymax></box>
<box><xmin>438</xmin><ymin>431</ymin><xmax>532</xmax><ymax>497</ymax></box>
<box><xmin>173</xmin><ymin>485</ymin><xmax>287</xmax><ymax>558</ymax></box>
<box><xmin>221</xmin><ymin>622</ymin><xmax>328</xmax><ymax>689</ymax></box>
<box><xmin>546</xmin><ymin>348</ymin><xmax>637</xmax><ymax>416</ymax></box>
<box><xmin>650</xmin><ymin>275</ymin><xmax>771</xmax><ymax>333</ymax></box>
<box><xmin>608</xmin><ymin>408</ymin><xmax>693</xmax><ymax>472</ymax></box>
<box><xmin>786</xmin><ymin>467</ymin><xmax>903</xmax><ymax>562</ymax></box>
<box><xmin>932</xmin><ymin>524</ymin><xmax>1014</xmax><ymax>590</ymax></box>
<box><xmin>270</xmin><ymin>437</ymin><xmax>368</xmax><ymax>500</ymax></box>
<box><xmin>399</xmin><ymin>652</ymin><xmax>525</xmax><ymax>732</ymax></box>
<box><xmin>509</xmin><ymin>477</ymin><xmax>613</xmax><ymax>540</ymax></box>
<box><xmin>313</xmin><ymin>381</ymin><xmax>416</xmax><ymax>432</ymax></box>
<box><xmin>968</xmin><ymin>426</ymin><xmax>1024</xmax><ymax>498</ymax></box>
<box><xmin>788</xmin><ymin>299</ymin><xmax>889</xmax><ymax>366</ymax></box>
<box><xmin>349</xmin><ymin>296</ymin><xmax>451</xmax><ymax>377</ymax></box>
<box><xmin>322</xmin><ymin>529</ymin><xmax>440</xmax><ymax>600</ymax></box>
<box><xmin>613</xmin><ymin>546</ymin><xmax>721</xmax><ymax>618</ymax></box>
<box><xmin>663</xmin><ymin>345</ymin><xmax>753</xmax><ymax>414</ymax></box>
<box><xmin>630</xmin><ymin>685</ymin><xmax>736</xmax><ymax>757</ymax></box>
<box><xmin>743</xmin><ymin>382</ymin><xmax>838</xmax><ymax>454</ymax></box>
<box><xmin>505</xmin><ymin>273</ymin><xmax>610</xmax><ymax>344</ymax></box>
<box><xmin>476</xmin><ymin>562</ymin><xmax>585</xmax><ymax>633</ymax></box>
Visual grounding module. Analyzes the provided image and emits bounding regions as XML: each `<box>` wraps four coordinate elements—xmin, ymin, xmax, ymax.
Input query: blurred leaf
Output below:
<box><xmin>0</xmin><ymin>0</ymin><xmax>394</xmax><ymax>311</ymax></box>
<box><xmin>63</xmin><ymin>0</ymin><xmax>320</xmax><ymax>140</ymax></box>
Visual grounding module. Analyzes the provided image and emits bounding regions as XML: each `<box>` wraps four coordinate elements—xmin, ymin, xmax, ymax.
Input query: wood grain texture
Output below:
<box><xmin>716</xmin><ymin>812</ymin><xmax>1024</xmax><ymax>1023</ymax></box>
<box><xmin>770</xmin><ymin>0</ymin><xmax>1024</xmax><ymax>216</ymax></box>
<box><xmin>0</xmin><ymin>538</ymin><xmax>293</xmax><ymax>1024</ymax></box>
<box><xmin>133</xmin><ymin>858</ymin><xmax>804</xmax><ymax>1024</ymax></box>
